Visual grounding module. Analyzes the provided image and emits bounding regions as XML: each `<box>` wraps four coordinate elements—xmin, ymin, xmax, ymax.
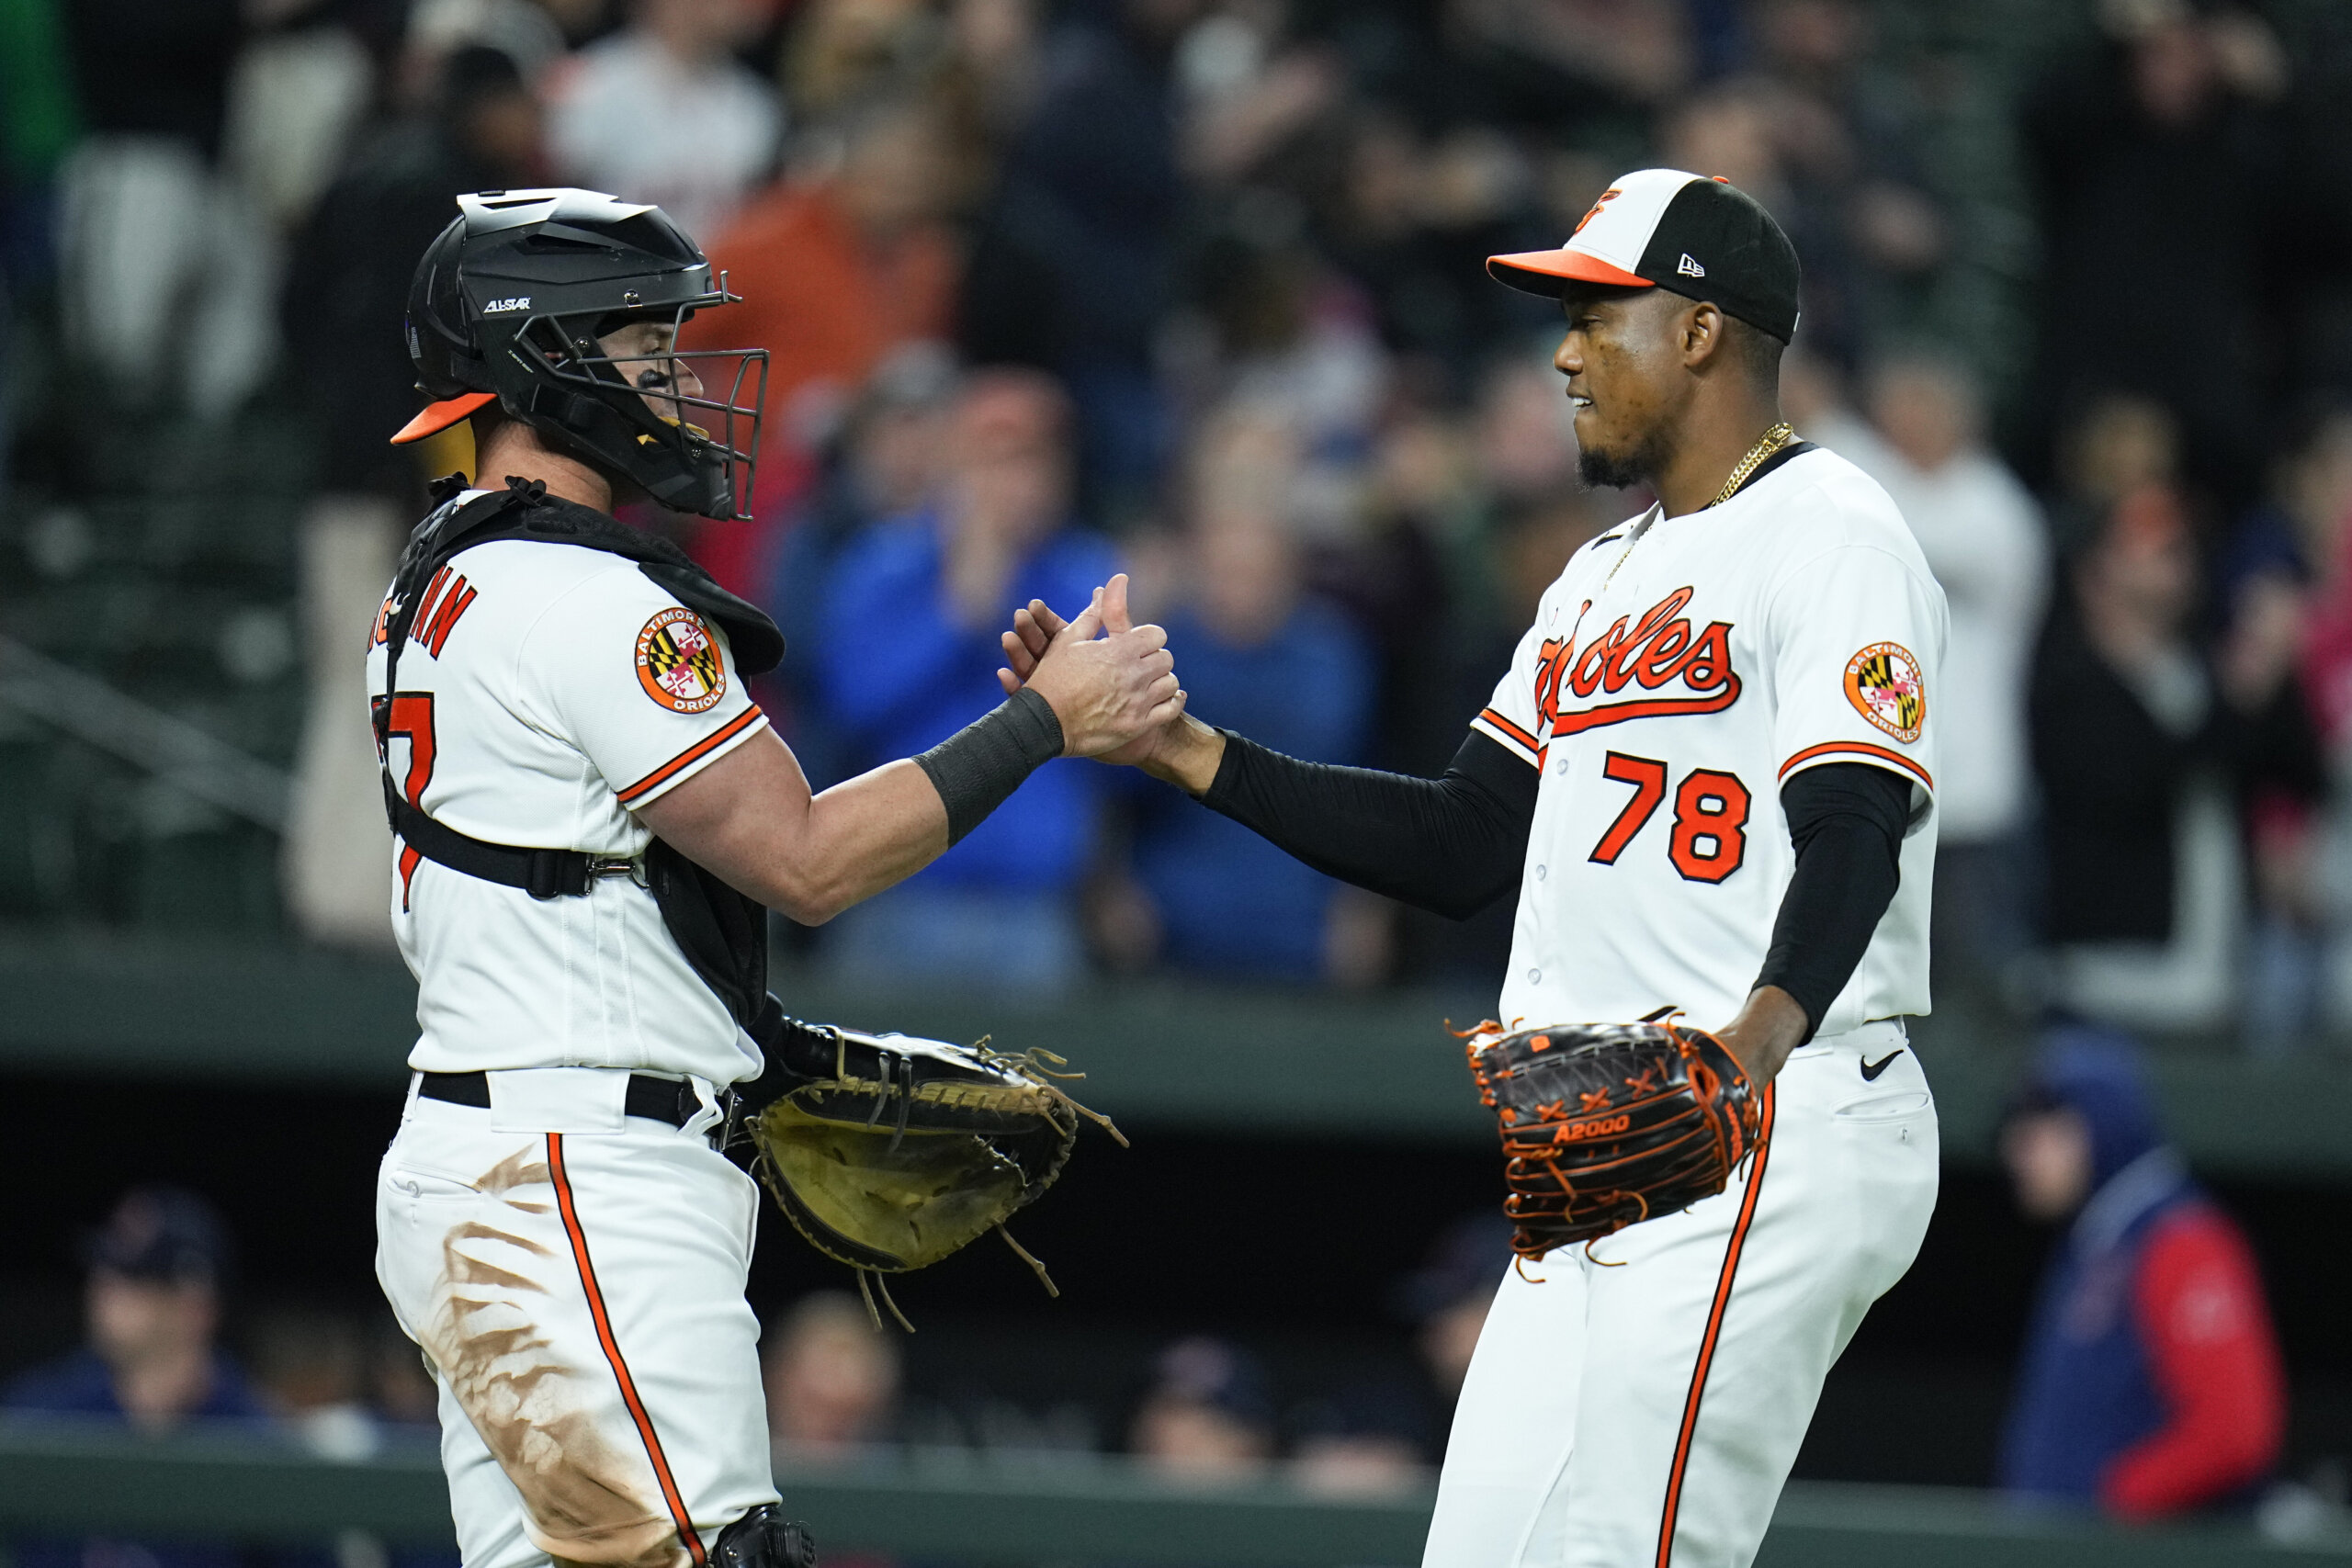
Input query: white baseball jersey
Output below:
<box><xmin>1470</xmin><ymin>444</ymin><xmax>1945</xmax><ymax>1037</ymax></box>
<box><xmin>366</xmin><ymin>502</ymin><xmax>772</xmax><ymax>1084</ymax></box>
<box><xmin>1428</xmin><ymin>442</ymin><xmax>1947</xmax><ymax>1568</ymax></box>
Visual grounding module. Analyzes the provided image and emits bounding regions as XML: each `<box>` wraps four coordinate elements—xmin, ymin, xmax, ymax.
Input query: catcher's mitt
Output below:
<box><xmin>748</xmin><ymin>1023</ymin><xmax>1122</xmax><ymax>1328</ymax></box>
<box><xmin>1463</xmin><ymin>1020</ymin><xmax>1763</xmax><ymax>1260</ymax></box>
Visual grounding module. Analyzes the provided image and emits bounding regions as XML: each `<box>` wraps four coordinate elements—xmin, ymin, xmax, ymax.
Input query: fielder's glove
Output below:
<box><xmin>1464</xmin><ymin>1021</ymin><xmax>1763</xmax><ymax>1260</ymax></box>
<box><xmin>743</xmin><ymin>1000</ymin><xmax>1123</xmax><ymax>1328</ymax></box>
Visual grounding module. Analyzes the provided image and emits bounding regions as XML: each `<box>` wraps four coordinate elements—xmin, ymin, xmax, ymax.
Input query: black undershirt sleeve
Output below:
<box><xmin>1197</xmin><ymin>733</ymin><xmax>1907</xmax><ymax>1031</ymax></box>
<box><xmin>1757</xmin><ymin>762</ymin><xmax>1913</xmax><ymax>1040</ymax></box>
<box><xmin>1199</xmin><ymin>728</ymin><xmax>1537</xmax><ymax>919</ymax></box>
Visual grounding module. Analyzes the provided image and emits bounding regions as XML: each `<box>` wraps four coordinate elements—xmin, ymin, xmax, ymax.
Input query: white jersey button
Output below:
<box><xmin>1527</xmin><ymin>968</ymin><xmax>1542</xmax><ymax>985</ymax></box>
<box><xmin>1536</xmin><ymin>864</ymin><xmax>1547</xmax><ymax>880</ymax></box>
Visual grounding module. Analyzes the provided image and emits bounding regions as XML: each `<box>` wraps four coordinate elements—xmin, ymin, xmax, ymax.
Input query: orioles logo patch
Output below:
<box><xmin>1844</xmin><ymin>642</ymin><xmax>1924</xmax><ymax>743</ymax></box>
<box><xmin>636</xmin><ymin>607</ymin><xmax>724</xmax><ymax>713</ymax></box>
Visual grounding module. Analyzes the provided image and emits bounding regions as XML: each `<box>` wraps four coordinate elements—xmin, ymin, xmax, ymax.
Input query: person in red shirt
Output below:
<box><xmin>1997</xmin><ymin>1026</ymin><xmax>2287</xmax><ymax>1518</ymax></box>
<box><xmin>687</xmin><ymin>92</ymin><xmax>958</xmax><ymax>458</ymax></box>
<box><xmin>677</xmin><ymin>92</ymin><xmax>959</xmax><ymax>592</ymax></box>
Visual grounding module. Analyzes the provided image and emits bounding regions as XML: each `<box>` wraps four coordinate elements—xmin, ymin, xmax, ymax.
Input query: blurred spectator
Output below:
<box><xmin>1470</xmin><ymin>355</ymin><xmax>1577</xmax><ymax>511</ymax></box>
<box><xmin>1129</xmin><ymin>1336</ymin><xmax>1274</xmax><ymax>1482</ymax></box>
<box><xmin>403</xmin><ymin>0</ymin><xmax>576</xmax><ymax>93</ymax></box>
<box><xmin>1395</xmin><ymin>1211</ymin><xmax>1511</xmax><ymax>1444</ymax></box>
<box><xmin>815</xmin><ymin>368</ymin><xmax>1117</xmax><ymax>987</ymax></box>
<box><xmin>1</xmin><ymin>1187</ymin><xmax>261</xmax><ymax>1437</ymax></box>
<box><xmin>1998</xmin><ymin>1027</ymin><xmax>2285</xmax><ymax>1519</ymax></box>
<box><xmin>2222</xmin><ymin>408</ymin><xmax>2352</xmax><ymax>1042</ymax></box>
<box><xmin>763</xmin><ymin>343</ymin><xmax>960</xmax><ymax>782</ymax></box>
<box><xmin>1</xmin><ymin>1190</ymin><xmax>266</xmax><ymax>1568</ymax></box>
<box><xmin>782</xmin><ymin>0</ymin><xmax>949</xmax><ymax>126</ymax></box>
<box><xmin>220</xmin><ymin>11</ymin><xmax>377</xmax><ymax>234</ymax></box>
<box><xmin>2031</xmin><ymin>415</ymin><xmax>2323</xmax><ymax>1027</ymax></box>
<box><xmin>370</xmin><ymin>1314</ymin><xmax>441</xmax><ymax>1431</ymax></box>
<box><xmin>1108</xmin><ymin>468</ymin><xmax>1374</xmax><ymax>982</ymax></box>
<box><xmin>764</xmin><ymin>1291</ymin><xmax>902</xmax><ymax>1459</ymax></box>
<box><xmin>1849</xmin><ymin>351</ymin><xmax>2047</xmax><ymax>1002</ymax></box>
<box><xmin>1287</xmin><ymin>1387</ymin><xmax>1430</xmax><ymax>1498</ymax></box>
<box><xmin>689</xmin><ymin>92</ymin><xmax>959</xmax><ymax>479</ymax></box>
<box><xmin>249</xmin><ymin>1305</ymin><xmax>380</xmax><ymax>1461</ymax></box>
<box><xmin>4</xmin><ymin>1189</ymin><xmax>259</xmax><ymax>1438</ymax></box>
<box><xmin>1172</xmin><ymin>231</ymin><xmax>1385</xmax><ymax>541</ymax></box>
<box><xmin>1308</xmin><ymin>109</ymin><xmax>1553</xmax><ymax>392</ymax></box>
<box><xmin>278</xmin><ymin>43</ymin><xmax>548</xmax><ymax>953</ymax></box>
<box><xmin>283</xmin><ymin>44</ymin><xmax>547</xmax><ymax>501</ymax></box>
<box><xmin>2019</xmin><ymin>5</ymin><xmax>2295</xmax><ymax>499</ymax></box>
<box><xmin>57</xmin><ymin>0</ymin><xmax>279</xmax><ymax>415</ymax></box>
<box><xmin>959</xmin><ymin>0</ymin><xmax>1195</xmax><ymax>513</ymax></box>
<box><xmin>1733</xmin><ymin>0</ymin><xmax>1951</xmax><ymax>371</ymax></box>
<box><xmin>545</xmin><ymin>0</ymin><xmax>782</xmax><ymax>240</ymax></box>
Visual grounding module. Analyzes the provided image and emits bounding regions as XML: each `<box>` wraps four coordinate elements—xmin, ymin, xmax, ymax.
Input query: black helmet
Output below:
<box><xmin>392</xmin><ymin>188</ymin><xmax>767</xmax><ymax>521</ymax></box>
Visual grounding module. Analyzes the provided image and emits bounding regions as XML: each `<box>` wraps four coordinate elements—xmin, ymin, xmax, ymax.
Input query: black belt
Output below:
<box><xmin>418</xmin><ymin>1069</ymin><xmax>708</xmax><ymax>1130</ymax></box>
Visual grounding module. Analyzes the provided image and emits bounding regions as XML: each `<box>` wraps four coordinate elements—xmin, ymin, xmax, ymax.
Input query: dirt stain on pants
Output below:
<box><xmin>421</xmin><ymin>1148</ymin><xmax>684</xmax><ymax>1568</ymax></box>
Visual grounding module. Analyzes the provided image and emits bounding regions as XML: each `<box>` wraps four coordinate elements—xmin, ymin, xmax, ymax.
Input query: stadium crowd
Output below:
<box><xmin>6</xmin><ymin>0</ymin><xmax>2352</xmax><ymax>1028</ymax></box>
<box><xmin>10</xmin><ymin>0</ymin><xmax>2352</xmax><ymax>1540</ymax></box>
<box><xmin>9</xmin><ymin>0</ymin><xmax>2352</xmax><ymax>1032</ymax></box>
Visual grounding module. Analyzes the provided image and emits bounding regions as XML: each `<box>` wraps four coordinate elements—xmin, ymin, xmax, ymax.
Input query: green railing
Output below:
<box><xmin>4</xmin><ymin>936</ymin><xmax>2351</xmax><ymax>1174</ymax></box>
<box><xmin>2</xmin><ymin>1423</ymin><xmax>2346</xmax><ymax>1566</ymax></box>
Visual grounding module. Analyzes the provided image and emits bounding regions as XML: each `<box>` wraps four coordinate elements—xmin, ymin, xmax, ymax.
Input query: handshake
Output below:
<box><xmin>992</xmin><ymin>572</ymin><xmax>1223</xmax><ymax>794</ymax></box>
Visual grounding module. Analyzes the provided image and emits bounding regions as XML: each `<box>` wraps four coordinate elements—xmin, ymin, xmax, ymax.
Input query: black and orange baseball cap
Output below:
<box><xmin>1488</xmin><ymin>168</ymin><xmax>1802</xmax><ymax>344</ymax></box>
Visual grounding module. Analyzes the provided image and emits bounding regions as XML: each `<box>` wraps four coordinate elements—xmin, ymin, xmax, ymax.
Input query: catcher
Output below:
<box><xmin>1002</xmin><ymin>169</ymin><xmax>1943</xmax><ymax>1565</ymax></box>
<box><xmin>368</xmin><ymin>190</ymin><xmax>1173</xmax><ymax>1568</ymax></box>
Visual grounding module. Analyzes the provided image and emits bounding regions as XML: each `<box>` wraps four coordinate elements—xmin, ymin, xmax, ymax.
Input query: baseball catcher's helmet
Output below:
<box><xmin>392</xmin><ymin>188</ymin><xmax>767</xmax><ymax>520</ymax></box>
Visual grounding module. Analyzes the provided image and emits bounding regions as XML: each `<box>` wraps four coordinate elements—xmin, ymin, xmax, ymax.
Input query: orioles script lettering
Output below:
<box><xmin>1533</xmin><ymin>587</ymin><xmax>1740</xmax><ymax>739</ymax></box>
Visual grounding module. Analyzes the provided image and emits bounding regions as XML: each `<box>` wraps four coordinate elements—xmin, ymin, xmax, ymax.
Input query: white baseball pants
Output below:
<box><xmin>375</xmin><ymin>1071</ymin><xmax>776</xmax><ymax>1568</ymax></box>
<box><xmin>1422</xmin><ymin>1020</ymin><xmax>1939</xmax><ymax>1568</ymax></box>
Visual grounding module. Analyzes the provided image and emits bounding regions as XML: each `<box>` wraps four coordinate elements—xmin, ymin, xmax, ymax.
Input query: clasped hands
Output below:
<box><xmin>1012</xmin><ymin>573</ymin><xmax>1193</xmax><ymax>761</ymax></box>
<box><xmin>997</xmin><ymin>577</ymin><xmax>1224</xmax><ymax>790</ymax></box>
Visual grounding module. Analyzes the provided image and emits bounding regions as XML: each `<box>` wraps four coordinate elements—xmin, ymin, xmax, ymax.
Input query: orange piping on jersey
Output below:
<box><xmin>1777</xmin><ymin>740</ymin><xmax>1932</xmax><ymax>792</ymax></box>
<box><xmin>1475</xmin><ymin>707</ymin><xmax>1543</xmax><ymax>757</ymax></box>
<box><xmin>615</xmin><ymin>706</ymin><xmax>767</xmax><ymax>806</ymax></box>
<box><xmin>1549</xmin><ymin>678</ymin><xmax>1744</xmax><ymax>738</ymax></box>
<box><xmin>1654</xmin><ymin>1084</ymin><xmax>1776</xmax><ymax>1568</ymax></box>
<box><xmin>548</xmin><ymin>1133</ymin><xmax>710</xmax><ymax>1567</ymax></box>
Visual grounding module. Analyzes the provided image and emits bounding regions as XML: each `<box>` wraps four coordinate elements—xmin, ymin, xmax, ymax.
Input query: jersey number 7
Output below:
<box><xmin>371</xmin><ymin>692</ymin><xmax>437</xmax><ymax>907</ymax></box>
<box><xmin>1587</xmin><ymin>751</ymin><xmax>1750</xmax><ymax>884</ymax></box>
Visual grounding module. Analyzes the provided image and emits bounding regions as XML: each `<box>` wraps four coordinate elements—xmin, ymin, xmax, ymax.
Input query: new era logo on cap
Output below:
<box><xmin>1487</xmin><ymin>168</ymin><xmax>1802</xmax><ymax>343</ymax></box>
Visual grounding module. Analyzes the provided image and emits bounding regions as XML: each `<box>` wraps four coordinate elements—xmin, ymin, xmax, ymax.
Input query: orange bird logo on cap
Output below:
<box><xmin>1572</xmin><ymin>188</ymin><xmax>1621</xmax><ymax>236</ymax></box>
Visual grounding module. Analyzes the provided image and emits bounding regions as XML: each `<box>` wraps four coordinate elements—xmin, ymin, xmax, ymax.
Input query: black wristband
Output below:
<box><xmin>912</xmin><ymin>686</ymin><xmax>1065</xmax><ymax>845</ymax></box>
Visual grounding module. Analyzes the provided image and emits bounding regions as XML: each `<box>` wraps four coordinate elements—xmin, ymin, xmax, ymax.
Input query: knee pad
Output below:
<box><xmin>712</xmin><ymin>1504</ymin><xmax>819</xmax><ymax>1568</ymax></box>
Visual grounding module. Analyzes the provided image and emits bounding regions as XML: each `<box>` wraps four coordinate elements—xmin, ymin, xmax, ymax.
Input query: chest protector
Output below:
<box><xmin>374</xmin><ymin>477</ymin><xmax>786</xmax><ymax>1030</ymax></box>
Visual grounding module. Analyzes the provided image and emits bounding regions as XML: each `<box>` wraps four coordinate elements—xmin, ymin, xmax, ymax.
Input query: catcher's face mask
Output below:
<box><xmin>393</xmin><ymin>190</ymin><xmax>769</xmax><ymax>521</ymax></box>
<box><xmin>509</xmin><ymin>289</ymin><xmax>766</xmax><ymax>520</ymax></box>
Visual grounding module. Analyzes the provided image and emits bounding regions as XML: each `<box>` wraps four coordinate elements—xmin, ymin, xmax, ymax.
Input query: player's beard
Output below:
<box><xmin>1578</xmin><ymin>424</ymin><xmax>1673</xmax><ymax>491</ymax></box>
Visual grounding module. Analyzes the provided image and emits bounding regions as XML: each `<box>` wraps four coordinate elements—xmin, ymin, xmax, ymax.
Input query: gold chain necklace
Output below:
<box><xmin>1709</xmin><ymin>421</ymin><xmax>1797</xmax><ymax>508</ymax></box>
<box><xmin>1592</xmin><ymin>420</ymin><xmax>1801</xmax><ymax>597</ymax></box>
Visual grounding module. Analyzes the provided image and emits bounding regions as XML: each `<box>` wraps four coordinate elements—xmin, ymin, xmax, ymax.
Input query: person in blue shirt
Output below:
<box><xmin>1120</xmin><ymin>505</ymin><xmax>1374</xmax><ymax>980</ymax></box>
<box><xmin>816</xmin><ymin>367</ymin><xmax>1120</xmax><ymax>987</ymax></box>
<box><xmin>3</xmin><ymin>1187</ymin><xmax>272</xmax><ymax>1568</ymax></box>
<box><xmin>1997</xmin><ymin>1026</ymin><xmax>2287</xmax><ymax>1519</ymax></box>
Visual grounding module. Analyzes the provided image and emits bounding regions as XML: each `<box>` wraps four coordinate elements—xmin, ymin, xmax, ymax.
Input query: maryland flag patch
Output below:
<box><xmin>1844</xmin><ymin>642</ymin><xmax>1924</xmax><ymax>743</ymax></box>
<box><xmin>636</xmin><ymin>607</ymin><xmax>725</xmax><ymax>714</ymax></box>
